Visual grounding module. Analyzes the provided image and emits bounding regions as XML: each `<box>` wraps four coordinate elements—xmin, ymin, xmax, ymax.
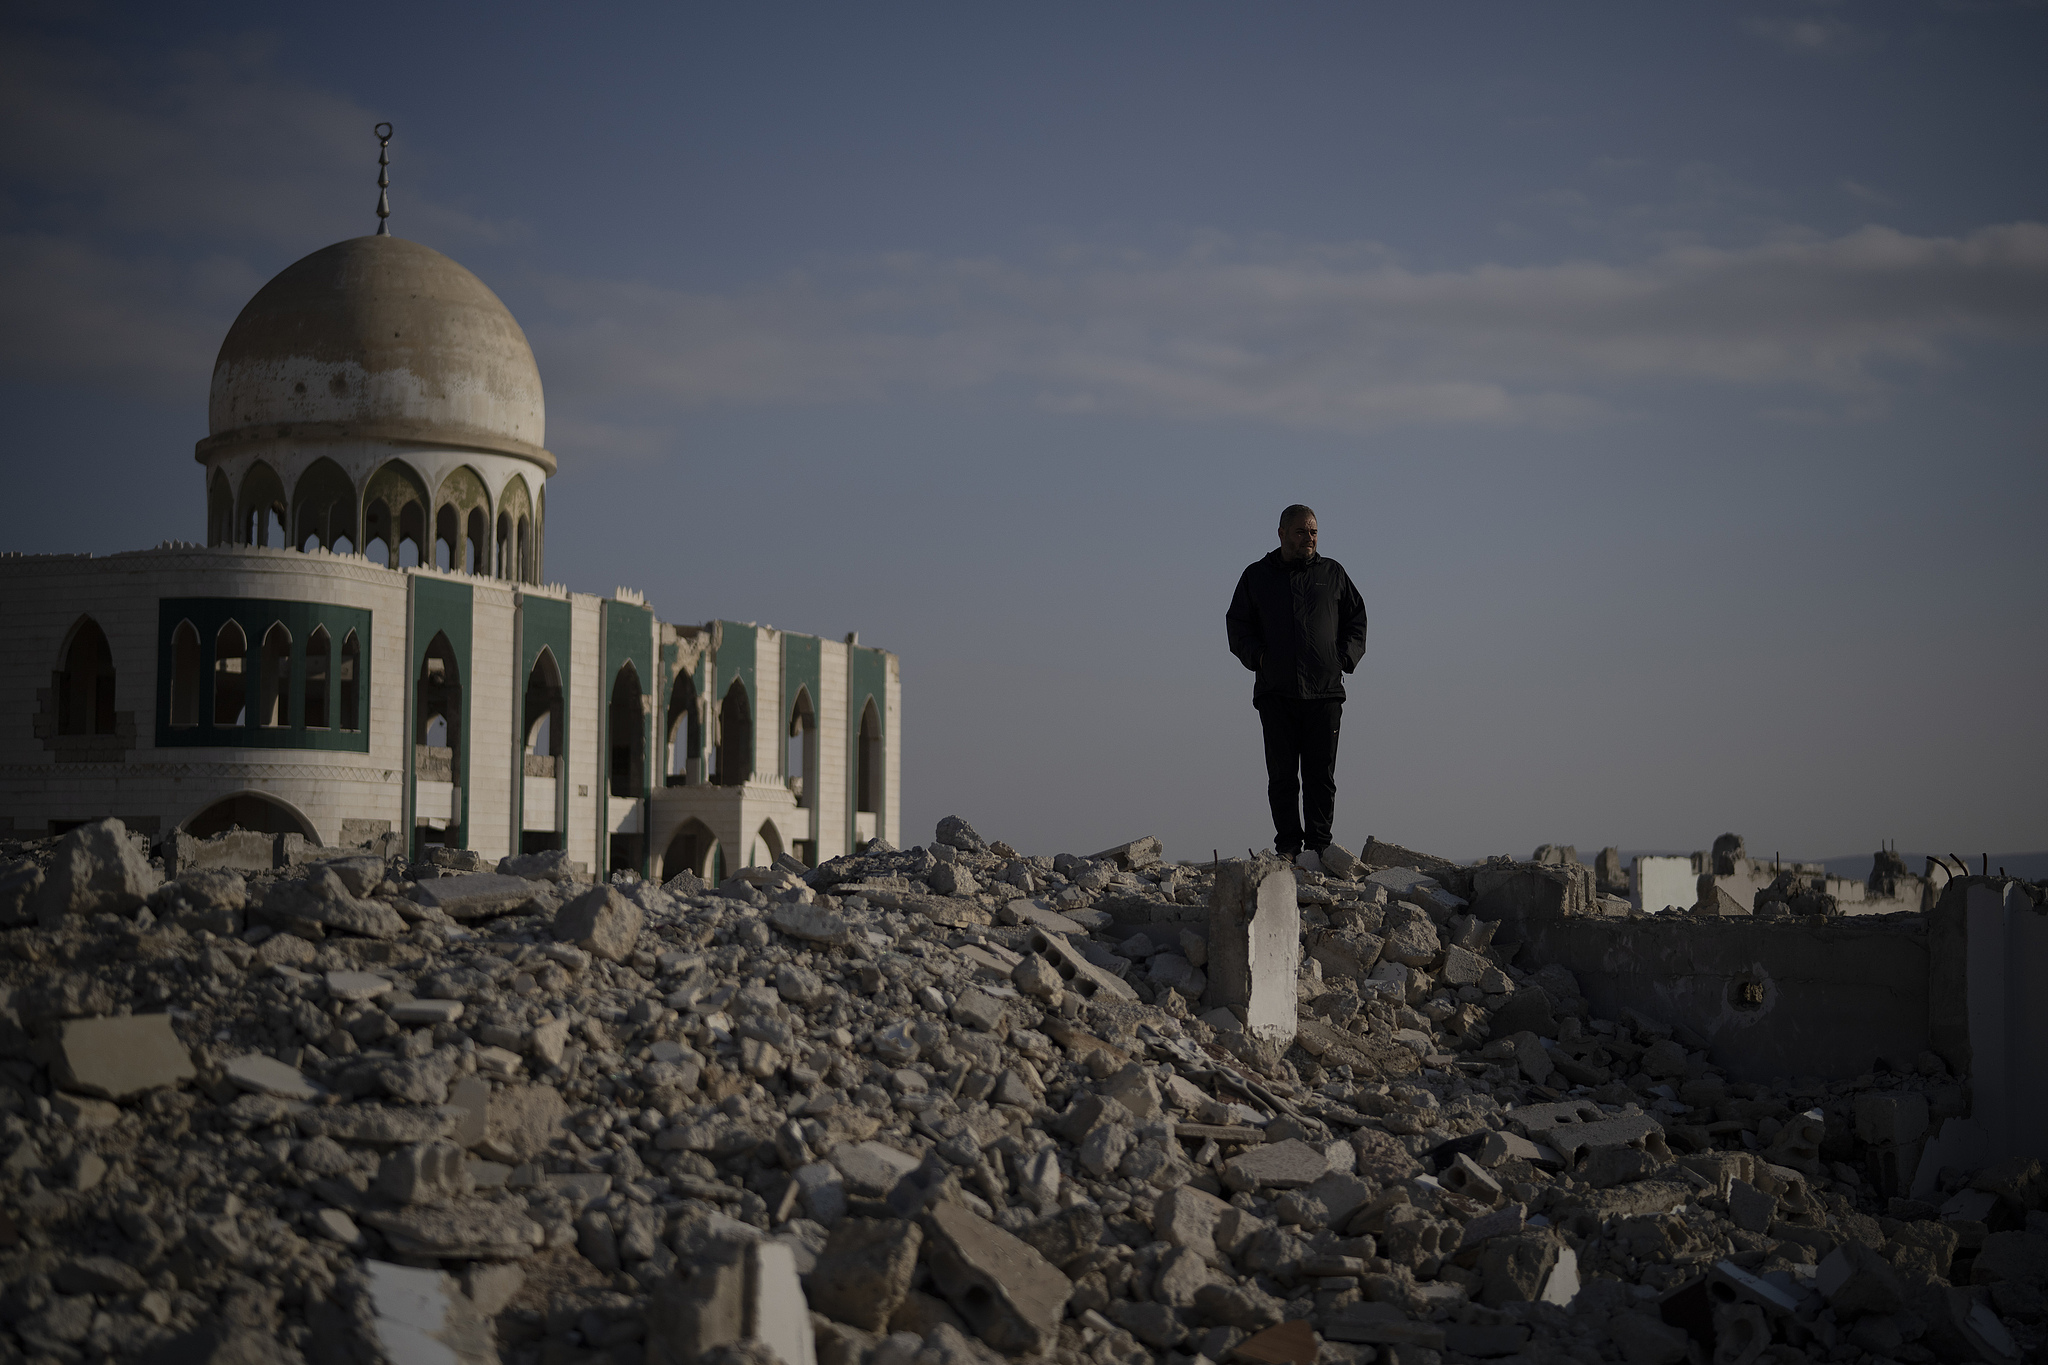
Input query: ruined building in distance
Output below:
<box><xmin>0</xmin><ymin>232</ymin><xmax>901</xmax><ymax>876</ymax></box>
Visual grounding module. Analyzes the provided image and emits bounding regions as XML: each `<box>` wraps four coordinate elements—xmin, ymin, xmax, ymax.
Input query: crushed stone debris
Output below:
<box><xmin>0</xmin><ymin>815</ymin><xmax>2041</xmax><ymax>1365</ymax></box>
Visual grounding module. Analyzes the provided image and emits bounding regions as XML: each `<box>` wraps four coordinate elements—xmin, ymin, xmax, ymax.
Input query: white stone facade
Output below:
<box><xmin>0</xmin><ymin>231</ymin><xmax>901</xmax><ymax>875</ymax></box>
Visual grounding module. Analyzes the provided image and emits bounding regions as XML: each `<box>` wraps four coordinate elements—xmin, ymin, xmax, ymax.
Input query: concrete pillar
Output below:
<box><xmin>1204</xmin><ymin>854</ymin><xmax>1300</xmax><ymax>1047</ymax></box>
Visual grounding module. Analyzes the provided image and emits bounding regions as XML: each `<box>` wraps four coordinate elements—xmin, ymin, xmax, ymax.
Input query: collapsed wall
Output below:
<box><xmin>0</xmin><ymin>816</ymin><xmax>2041</xmax><ymax>1365</ymax></box>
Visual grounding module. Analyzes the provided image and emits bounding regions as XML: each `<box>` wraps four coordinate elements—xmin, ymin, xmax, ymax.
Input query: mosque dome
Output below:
<box><xmin>199</xmin><ymin>235</ymin><xmax>552</xmax><ymax>472</ymax></box>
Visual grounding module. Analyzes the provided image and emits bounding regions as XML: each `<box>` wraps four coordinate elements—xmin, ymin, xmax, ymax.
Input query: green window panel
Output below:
<box><xmin>155</xmin><ymin>597</ymin><xmax>372</xmax><ymax>751</ymax></box>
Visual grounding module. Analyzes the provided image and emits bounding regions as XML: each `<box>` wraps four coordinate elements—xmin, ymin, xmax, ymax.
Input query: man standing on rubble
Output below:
<box><xmin>1225</xmin><ymin>504</ymin><xmax>1369</xmax><ymax>865</ymax></box>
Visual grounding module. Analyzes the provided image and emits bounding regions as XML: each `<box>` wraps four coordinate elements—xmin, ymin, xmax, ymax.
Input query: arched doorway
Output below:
<box><xmin>184</xmin><ymin>791</ymin><xmax>317</xmax><ymax>841</ymax></box>
<box><xmin>661</xmin><ymin>818</ymin><xmax>719</xmax><ymax>882</ymax></box>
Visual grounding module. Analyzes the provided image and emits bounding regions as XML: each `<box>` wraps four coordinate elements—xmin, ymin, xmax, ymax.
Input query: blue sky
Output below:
<box><xmin>3</xmin><ymin>2</ymin><xmax>2044</xmax><ymax>863</ymax></box>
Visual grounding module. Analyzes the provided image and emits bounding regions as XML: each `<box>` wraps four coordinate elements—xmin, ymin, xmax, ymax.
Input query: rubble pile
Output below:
<box><xmin>0</xmin><ymin>815</ymin><xmax>2041</xmax><ymax>1365</ymax></box>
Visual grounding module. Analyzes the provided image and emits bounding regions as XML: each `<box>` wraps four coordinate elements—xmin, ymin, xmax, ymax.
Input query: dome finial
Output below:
<box><xmin>374</xmin><ymin>123</ymin><xmax>393</xmax><ymax>236</ymax></box>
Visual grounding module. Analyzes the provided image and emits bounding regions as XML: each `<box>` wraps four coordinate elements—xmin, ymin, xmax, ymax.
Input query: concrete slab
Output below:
<box><xmin>410</xmin><ymin>873</ymin><xmax>538</xmax><ymax>921</ymax></box>
<box><xmin>223</xmin><ymin>1052</ymin><xmax>322</xmax><ymax>1101</ymax></box>
<box><xmin>52</xmin><ymin>1013</ymin><xmax>194</xmax><ymax>1100</ymax></box>
<box><xmin>1205</xmin><ymin>856</ymin><xmax>1300</xmax><ymax>1047</ymax></box>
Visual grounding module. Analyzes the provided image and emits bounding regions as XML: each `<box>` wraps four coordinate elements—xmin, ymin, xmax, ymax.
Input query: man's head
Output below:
<box><xmin>1278</xmin><ymin>504</ymin><xmax>1318</xmax><ymax>564</ymax></box>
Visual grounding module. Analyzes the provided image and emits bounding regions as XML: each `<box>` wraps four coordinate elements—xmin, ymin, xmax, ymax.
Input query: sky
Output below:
<box><xmin>2</xmin><ymin>1</ymin><xmax>2044</xmax><ymax>865</ymax></box>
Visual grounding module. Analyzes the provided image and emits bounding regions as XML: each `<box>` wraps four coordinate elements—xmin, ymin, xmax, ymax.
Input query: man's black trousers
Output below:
<box><xmin>1256</xmin><ymin>695</ymin><xmax>1342</xmax><ymax>855</ymax></box>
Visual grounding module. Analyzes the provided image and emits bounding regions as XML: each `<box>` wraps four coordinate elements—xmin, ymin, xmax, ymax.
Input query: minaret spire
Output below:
<box><xmin>375</xmin><ymin>123</ymin><xmax>393</xmax><ymax>236</ymax></box>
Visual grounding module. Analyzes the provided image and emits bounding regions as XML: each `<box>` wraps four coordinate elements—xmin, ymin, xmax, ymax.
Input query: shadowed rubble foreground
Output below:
<box><xmin>0</xmin><ymin>815</ymin><xmax>2042</xmax><ymax>1365</ymax></box>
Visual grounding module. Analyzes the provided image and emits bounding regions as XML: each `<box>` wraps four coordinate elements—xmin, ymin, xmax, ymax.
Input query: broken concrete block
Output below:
<box><xmin>33</xmin><ymin>818</ymin><xmax>159</xmax><ymax>926</ymax></box>
<box><xmin>1204</xmin><ymin>855</ymin><xmax>1300</xmax><ymax>1047</ymax></box>
<box><xmin>1609</xmin><ymin>1310</ymin><xmax>1690</xmax><ymax>1365</ymax></box>
<box><xmin>553</xmin><ymin>885</ymin><xmax>644</xmax><ymax>962</ymax></box>
<box><xmin>1815</xmin><ymin>1241</ymin><xmax>1906</xmax><ymax>1319</ymax></box>
<box><xmin>1320</xmin><ymin>843</ymin><xmax>1360</xmax><ymax>879</ymax></box>
<box><xmin>1855</xmin><ymin>1091</ymin><xmax>1930</xmax><ymax>1148</ymax></box>
<box><xmin>463</xmin><ymin>1262</ymin><xmax>525</xmax><ymax>1317</ymax></box>
<box><xmin>1440</xmin><ymin>1152</ymin><xmax>1504</xmax><ymax>1205</ymax></box>
<box><xmin>950</xmin><ymin>988</ymin><xmax>1006</xmax><ymax>1034</ymax></box>
<box><xmin>325</xmin><ymin>970</ymin><xmax>393</xmax><ymax>1003</ymax></box>
<box><xmin>1478</xmin><ymin>1130</ymin><xmax>1560</xmax><ymax>1170</ymax></box>
<box><xmin>361</xmin><ymin>1201</ymin><xmax>543</xmax><ymax>1261</ymax></box>
<box><xmin>478</xmin><ymin>1083</ymin><xmax>567</xmax><ymax>1164</ymax></box>
<box><xmin>747</xmin><ymin>1239</ymin><xmax>816</xmax><ymax>1365</ymax></box>
<box><xmin>1222</xmin><ymin>1139</ymin><xmax>1329</xmax><ymax>1192</ymax></box>
<box><xmin>806</xmin><ymin>1217</ymin><xmax>920</xmax><ymax>1333</ymax></box>
<box><xmin>1973</xmin><ymin>1230</ymin><xmax>2048</xmax><ymax>1288</ymax></box>
<box><xmin>361</xmin><ymin>1258</ymin><xmax>499</xmax><ymax>1365</ymax></box>
<box><xmin>51</xmin><ymin>1013</ymin><xmax>194</xmax><ymax>1100</ymax></box>
<box><xmin>390</xmin><ymin>998</ymin><xmax>464</xmax><ymax>1025</ymax></box>
<box><xmin>1026</xmin><ymin>928</ymin><xmax>1137</xmax><ymax>1001</ymax></box>
<box><xmin>831</xmin><ymin>1140</ymin><xmax>922</xmax><ymax>1197</ymax></box>
<box><xmin>1727</xmin><ymin>1178</ymin><xmax>1775</xmax><ymax>1234</ymax></box>
<box><xmin>921</xmin><ymin>1201</ymin><xmax>1071</xmax><ymax>1356</ymax></box>
<box><xmin>374</xmin><ymin>1140</ymin><xmax>474</xmax><ymax>1205</ymax></box>
<box><xmin>647</xmin><ymin>1233</ymin><xmax>748</xmax><ymax>1363</ymax></box>
<box><xmin>1456</xmin><ymin>1201</ymin><xmax>1526</xmax><ymax>1252</ymax></box>
<box><xmin>410</xmin><ymin>872</ymin><xmax>538</xmax><ymax>921</ymax></box>
<box><xmin>1088</xmin><ymin>835</ymin><xmax>1161</xmax><ymax>869</ymax></box>
<box><xmin>1307</xmin><ymin>927</ymin><xmax>1384</xmax><ymax>979</ymax></box>
<box><xmin>1098</xmin><ymin>1062</ymin><xmax>1161</xmax><ymax>1120</ymax></box>
<box><xmin>928</xmin><ymin>862</ymin><xmax>978</xmax><ymax>897</ymax></box>
<box><xmin>223</xmin><ymin>1051</ymin><xmax>322</xmax><ymax>1101</ymax></box>
<box><xmin>1153</xmin><ymin>1184</ymin><xmax>1234</xmax><ymax>1266</ymax></box>
<box><xmin>794</xmin><ymin>1162</ymin><xmax>848</xmax><ymax>1225</ymax></box>
<box><xmin>1541</xmin><ymin>1244</ymin><xmax>1580</xmax><ymax>1306</ymax></box>
<box><xmin>1478</xmin><ymin>1233</ymin><xmax>1561</xmax><ymax>1306</ymax></box>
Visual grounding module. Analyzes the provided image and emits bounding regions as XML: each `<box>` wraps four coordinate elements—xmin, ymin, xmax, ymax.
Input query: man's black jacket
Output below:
<box><xmin>1226</xmin><ymin>550</ymin><xmax>1369</xmax><ymax>701</ymax></box>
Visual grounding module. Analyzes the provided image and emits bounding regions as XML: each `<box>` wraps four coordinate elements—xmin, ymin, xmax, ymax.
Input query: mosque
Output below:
<box><xmin>0</xmin><ymin>139</ymin><xmax>901</xmax><ymax>878</ymax></box>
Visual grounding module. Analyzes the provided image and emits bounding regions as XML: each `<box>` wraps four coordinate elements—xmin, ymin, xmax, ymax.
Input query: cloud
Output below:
<box><xmin>0</xmin><ymin>29</ymin><xmax>516</xmax><ymax>252</ymax></box>
<box><xmin>1743</xmin><ymin>15</ymin><xmax>1869</xmax><ymax>51</ymax></box>
<box><xmin>528</xmin><ymin>223</ymin><xmax>2048</xmax><ymax>438</ymax></box>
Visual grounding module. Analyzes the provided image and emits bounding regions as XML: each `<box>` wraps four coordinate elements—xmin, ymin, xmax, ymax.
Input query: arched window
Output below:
<box><xmin>715</xmin><ymin>680</ymin><xmax>752</xmax><ymax>786</ymax></box>
<box><xmin>524</xmin><ymin>649</ymin><xmax>563</xmax><ymax>774</ymax></box>
<box><xmin>169</xmin><ymin>620</ymin><xmax>200</xmax><ymax>727</ymax></box>
<box><xmin>466</xmin><ymin>508</ymin><xmax>487</xmax><ymax>575</ymax></box>
<box><xmin>213</xmin><ymin>622</ymin><xmax>247</xmax><ymax>726</ymax></box>
<box><xmin>57</xmin><ymin>618</ymin><xmax>116</xmax><ymax>736</ymax></box>
<box><xmin>258</xmin><ymin>623</ymin><xmax>291</xmax><ymax>728</ymax></box>
<box><xmin>434</xmin><ymin>506</ymin><xmax>457</xmax><ymax>572</ymax></box>
<box><xmin>207</xmin><ymin>471</ymin><xmax>235</xmax><ymax>546</ymax></box>
<box><xmin>291</xmin><ymin>458</ymin><xmax>356</xmax><ymax>552</ymax></box>
<box><xmin>397</xmin><ymin>503</ymin><xmax>424</xmax><ymax>568</ymax></box>
<box><xmin>609</xmin><ymin>663</ymin><xmax>644</xmax><ymax>798</ymax></box>
<box><xmin>304</xmin><ymin>627</ymin><xmax>331</xmax><ymax>729</ymax></box>
<box><xmin>363</xmin><ymin>498</ymin><xmax>392</xmax><ymax>567</ymax></box>
<box><xmin>857</xmin><ymin>697</ymin><xmax>881</xmax><ymax>814</ymax></box>
<box><xmin>787</xmin><ymin>687</ymin><xmax>816</xmax><ymax>807</ymax></box>
<box><xmin>238</xmin><ymin>462</ymin><xmax>287</xmax><ymax>549</ymax></box>
<box><xmin>516</xmin><ymin>516</ymin><xmax>532</xmax><ymax>583</ymax></box>
<box><xmin>416</xmin><ymin>632</ymin><xmax>461</xmax><ymax>776</ymax></box>
<box><xmin>496</xmin><ymin>512</ymin><xmax>512</xmax><ymax>580</ymax></box>
<box><xmin>665</xmin><ymin>669</ymin><xmax>700</xmax><ymax>786</ymax></box>
<box><xmin>338</xmin><ymin>631</ymin><xmax>361</xmax><ymax>732</ymax></box>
